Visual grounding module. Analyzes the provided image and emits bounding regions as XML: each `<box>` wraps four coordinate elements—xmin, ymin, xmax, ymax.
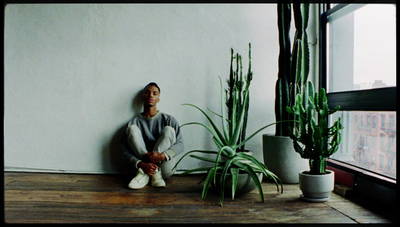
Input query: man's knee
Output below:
<box><xmin>126</xmin><ymin>124</ymin><xmax>141</xmax><ymax>138</ymax></box>
<box><xmin>161</xmin><ymin>126</ymin><xmax>176</xmax><ymax>140</ymax></box>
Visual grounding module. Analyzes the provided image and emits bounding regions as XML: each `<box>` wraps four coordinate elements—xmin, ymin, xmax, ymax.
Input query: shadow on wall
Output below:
<box><xmin>102</xmin><ymin>89</ymin><xmax>144</xmax><ymax>174</ymax></box>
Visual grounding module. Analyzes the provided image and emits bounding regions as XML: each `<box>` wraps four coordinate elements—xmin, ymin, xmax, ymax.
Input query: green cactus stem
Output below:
<box><xmin>286</xmin><ymin>82</ymin><xmax>344</xmax><ymax>175</ymax></box>
<box><xmin>275</xmin><ymin>3</ymin><xmax>310</xmax><ymax>137</ymax></box>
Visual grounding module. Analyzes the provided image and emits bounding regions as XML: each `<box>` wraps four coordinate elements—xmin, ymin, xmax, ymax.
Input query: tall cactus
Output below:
<box><xmin>275</xmin><ymin>3</ymin><xmax>310</xmax><ymax>136</ymax></box>
<box><xmin>286</xmin><ymin>82</ymin><xmax>344</xmax><ymax>174</ymax></box>
<box><xmin>275</xmin><ymin>3</ymin><xmax>292</xmax><ymax>136</ymax></box>
<box><xmin>226</xmin><ymin>43</ymin><xmax>252</xmax><ymax>151</ymax></box>
<box><xmin>292</xmin><ymin>3</ymin><xmax>310</xmax><ymax>107</ymax></box>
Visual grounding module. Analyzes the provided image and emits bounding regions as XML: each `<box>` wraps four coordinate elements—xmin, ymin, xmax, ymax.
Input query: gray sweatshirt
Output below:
<box><xmin>120</xmin><ymin>111</ymin><xmax>184</xmax><ymax>167</ymax></box>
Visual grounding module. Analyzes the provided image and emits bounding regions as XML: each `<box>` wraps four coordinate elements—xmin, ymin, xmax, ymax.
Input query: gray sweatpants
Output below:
<box><xmin>126</xmin><ymin>124</ymin><xmax>177</xmax><ymax>179</ymax></box>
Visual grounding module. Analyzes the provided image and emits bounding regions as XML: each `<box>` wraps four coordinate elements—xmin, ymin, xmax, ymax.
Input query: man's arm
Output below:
<box><xmin>145</xmin><ymin>152</ymin><xmax>167</xmax><ymax>163</ymax></box>
<box><xmin>137</xmin><ymin>161</ymin><xmax>158</xmax><ymax>176</ymax></box>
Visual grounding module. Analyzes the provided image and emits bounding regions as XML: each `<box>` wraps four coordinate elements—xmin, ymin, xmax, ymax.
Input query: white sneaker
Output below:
<box><xmin>128</xmin><ymin>168</ymin><xmax>150</xmax><ymax>189</ymax></box>
<box><xmin>151</xmin><ymin>168</ymin><xmax>166</xmax><ymax>188</ymax></box>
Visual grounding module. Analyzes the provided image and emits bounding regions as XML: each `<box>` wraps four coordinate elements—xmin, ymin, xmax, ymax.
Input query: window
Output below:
<box><xmin>389</xmin><ymin>116</ymin><xmax>395</xmax><ymax>129</ymax></box>
<box><xmin>371</xmin><ymin>155</ymin><xmax>375</xmax><ymax>168</ymax></box>
<box><xmin>371</xmin><ymin>135</ymin><xmax>376</xmax><ymax>149</ymax></box>
<box><xmin>354</xmin><ymin>115</ymin><xmax>358</xmax><ymax>127</ymax></box>
<box><xmin>380</xmin><ymin>134</ymin><xmax>385</xmax><ymax>149</ymax></box>
<box><xmin>331</xmin><ymin>110</ymin><xmax>396</xmax><ymax>179</ymax></box>
<box><xmin>321</xmin><ymin>4</ymin><xmax>396</xmax><ymax>180</ymax></box>
<box><xmin>388</xmin><ymin>136</ymin><xmax>394</xmax><ymax>150</ymax></box>
<box><xmin>387</xmin><ymin>158</ymin><xmax>393</xmax><ymax>171</ymax></box>
<box><xmin>353</xmin><ymin>133</ymin><xmax>357</xmax><ymax>148</ymax></box>
<box><xmin>379</xmin><ymin>155</ymin><xmax>384</xmax><ymax>170</ymax></box>
<box><xmin>325</xmin><ymin>4</ymin><xmax>396</xmax><ymax>93</ymax></box>
<box><xmin>373</xmin><ymin>116</ymin><xmax>376</xmax><ymax>128</ymax></box>
<box><xmin>360</xmin><ymin>115</ymin><xmax>364</xmax><ymax>128</ymax></box>
<box><xmin>381</xmin><ymin>115</ymin><xmax>386</xmax><ymax>129</ymax></box>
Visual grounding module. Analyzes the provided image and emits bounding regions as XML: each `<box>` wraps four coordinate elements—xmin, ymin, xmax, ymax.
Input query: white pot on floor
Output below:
<box><xmin>217</xmin><ymin>150</ymin><xmax>263</xmax><ymax>197</ymax></box>
<box><xmin>299</xmin><ymin>170</ymin><xmax>335</xmax><ymax>202</ymax></box>
<box><xmin>216</xmin><ymin>171</ymin><xmax>263</xmax><ymax>197</ymax></box>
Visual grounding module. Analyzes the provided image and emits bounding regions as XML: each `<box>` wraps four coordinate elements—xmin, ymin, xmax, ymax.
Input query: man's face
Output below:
<box><xmin>143</xmin><ymin>85</ymin><xmax>160</xmax><ymax>107</ymax></box>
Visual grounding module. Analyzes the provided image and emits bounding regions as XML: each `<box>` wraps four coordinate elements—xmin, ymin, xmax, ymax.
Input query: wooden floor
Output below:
<box><xmin>4</xmin><ymin>172</ymin><xmax>395</xmax><ymax>224</ymax></box>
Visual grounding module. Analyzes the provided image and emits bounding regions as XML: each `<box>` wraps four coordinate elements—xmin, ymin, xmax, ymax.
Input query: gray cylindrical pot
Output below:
<box><xmin>262</xmin><ymin>134</ymin><xmax>309</xmax><ymax>183</ymax></box>
<box><xmin>299</xmin><ymin>170</ymin><xmax>335</xmax><ymax>202</ymax></box>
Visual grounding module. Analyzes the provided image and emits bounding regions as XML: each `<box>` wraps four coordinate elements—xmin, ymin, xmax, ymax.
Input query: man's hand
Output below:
<box><xmin>138</xmin><ymin>162</ymin><xmax>158</xmax><ymax>176</ymax></box>
<box><xmin>144</xmin><ymin>152</ymin><xmax>166</xmax><ymax>164</ymax></box>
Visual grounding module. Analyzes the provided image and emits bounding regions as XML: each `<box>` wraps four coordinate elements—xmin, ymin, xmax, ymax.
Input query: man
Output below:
<box><xmin>120</xmin><ymin>82</ymin><xmax>184</xmax><ymax>189</ymax></box>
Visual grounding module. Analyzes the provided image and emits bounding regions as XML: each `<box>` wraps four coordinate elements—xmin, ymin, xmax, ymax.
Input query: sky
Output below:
<box><xmin>353</xmin><ymin>4</ymin><xmax>396</xmax><ymax>86</ymax></box>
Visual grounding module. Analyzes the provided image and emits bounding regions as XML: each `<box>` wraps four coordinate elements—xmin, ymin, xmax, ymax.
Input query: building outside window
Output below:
<box><xmin>346</xmin><ymin>112</ymin><xmax>396</xmax><ymax>177</ymax></box>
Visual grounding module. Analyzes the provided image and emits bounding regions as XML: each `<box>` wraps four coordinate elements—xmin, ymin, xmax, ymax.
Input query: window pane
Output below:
<box><xmin>327</xmin><ymin>4</ymin><xmax>396</xmax><ymax>92</ymax></box>
<box><xmin>330</xmin><ymin>111</ymin><xmax>396</xmax><ymax>179</ymax></box>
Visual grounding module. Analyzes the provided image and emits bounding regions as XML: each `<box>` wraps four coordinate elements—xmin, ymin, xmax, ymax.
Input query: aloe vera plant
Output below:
<box><xmin>286</xmin><ymin>82</ymin><xmax>344</xmax><ymax>174</ymax></box>
<box><xmin>275</xmin><ymin>3</ymin><xmax>310</xmax><ymax>136</ymax></box>
<box><xmin>173</xmin><ymin>44</ymin><xmax>283</xmax><ymax>206</ymax></box>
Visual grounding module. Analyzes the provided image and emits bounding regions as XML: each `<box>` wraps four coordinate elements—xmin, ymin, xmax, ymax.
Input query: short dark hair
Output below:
<box><xmin>144</xmin><ymin>82</ymin><xmax>160</xmax><ymax>93</ymax></box>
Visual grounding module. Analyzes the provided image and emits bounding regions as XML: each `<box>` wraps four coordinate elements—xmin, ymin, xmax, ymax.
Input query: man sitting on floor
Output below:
<box><xmin>120</xmin><ymin>82</ymin><xmax>184</xmax><ymax>189</ymax></box>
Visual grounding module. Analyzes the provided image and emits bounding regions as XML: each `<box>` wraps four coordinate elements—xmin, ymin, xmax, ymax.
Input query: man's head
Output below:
<box><xmin>143</xmin><ymin>82</ymin><xmax>161</xmax><ymax>107</ymax></box>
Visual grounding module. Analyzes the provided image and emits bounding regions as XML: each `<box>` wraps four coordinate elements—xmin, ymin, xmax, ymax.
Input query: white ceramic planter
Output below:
<box><xmin>262</xmin><ymin>134</ymin><xmax>309</xmax><ymax>183</ymax></box>
<box><xmin>216</xmin><ymin>171</ymin><xmax>263</xmax><ymax>197</ymax></box>
<box><xmin>299</xmin><ymin>170</ymin><xmax>335</xmax><ymax>202</ymax></box>
<box><xmin>217</xmin><ymin>150</ymin><xmax>263</xmax><ymax>197</ymax></box>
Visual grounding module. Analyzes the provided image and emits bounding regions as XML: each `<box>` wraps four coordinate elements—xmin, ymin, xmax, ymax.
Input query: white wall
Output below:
<box><xmin>4</xmin><ymin>4</ymin><xmax>287</xmax><ymax>174</ymax></box>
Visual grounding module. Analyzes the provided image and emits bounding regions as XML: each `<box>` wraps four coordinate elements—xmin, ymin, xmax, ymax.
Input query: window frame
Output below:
<box><xmin>319</xmin><ymin>2</ymin><xmax>396</xmax><ymax>209</ymax></box>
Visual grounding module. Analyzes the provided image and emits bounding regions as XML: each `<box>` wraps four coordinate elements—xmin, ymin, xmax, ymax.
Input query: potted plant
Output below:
<box><xmin>173</xmin><ymin>44</ymin><xmax>283</xmax><ymax>206</ymax></box>
<box><xmin>286</xmin><ymin>81</ymin><xmax>343</xmax><ymax>202</ymax></box>
<box><xmin>263</xmin><ymin>3</ymin><xmax>310</xmax><ymax>183</ymax></box>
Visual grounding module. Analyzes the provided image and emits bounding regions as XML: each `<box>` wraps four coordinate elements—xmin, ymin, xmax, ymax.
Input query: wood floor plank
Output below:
<box><xmin>4</xmin><ymin>203</ymin><xmax>354</xmax><ymax>223</ymax></box>
<box><xmin>4</xmin><ymin>172</ymin><xmax>394</xmax><ymax>223</ymax></box>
